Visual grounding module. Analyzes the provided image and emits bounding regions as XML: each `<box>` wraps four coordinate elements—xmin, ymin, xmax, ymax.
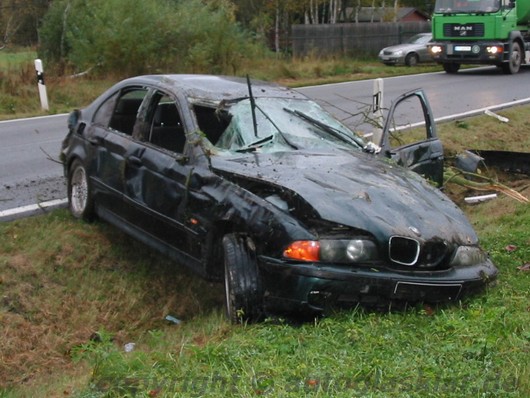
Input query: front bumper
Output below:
<box><xmin>429</xmin><ymin>41</ymin><xmax>506</xmax><ymax>64</ymax></box>
<box><xmin>378</xmin><ymin>54</ymin><xmax>405</xmax><ymax>65</ymax></box>
<box><xmin>259</xmin><ymin>256</ymin><xmax>498</xmax><ymax>314</ymax></box>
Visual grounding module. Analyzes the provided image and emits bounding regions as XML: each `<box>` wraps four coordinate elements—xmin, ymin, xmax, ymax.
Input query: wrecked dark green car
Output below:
<box><xmin>61</xmin><ymin>75</ymin><xmax>497</xmax><ymax>323</ymax></box>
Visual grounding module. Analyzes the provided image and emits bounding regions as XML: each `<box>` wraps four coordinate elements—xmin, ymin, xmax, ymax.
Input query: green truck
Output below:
<box><xmin>429</xmin><ymin>0</ymin><xmax>530</xmax><ymax>74</ymax></box>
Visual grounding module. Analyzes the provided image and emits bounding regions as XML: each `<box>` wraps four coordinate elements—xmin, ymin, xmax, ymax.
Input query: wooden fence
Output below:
<box><xmin>291</xmin><ymin>21</ymin><xmax>431</xmax><ymax>57</ymax></box>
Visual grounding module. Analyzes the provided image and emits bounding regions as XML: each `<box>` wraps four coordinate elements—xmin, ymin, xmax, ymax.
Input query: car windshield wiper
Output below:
<box><xmin>235</xmin><ymin>135</ymin><xmax>274</xmax><ymax>153</ymax></box>
<box><xmin>283</xmin><ymin>108</ymin><xmax>364</xmax><ymax>148</ymax></box>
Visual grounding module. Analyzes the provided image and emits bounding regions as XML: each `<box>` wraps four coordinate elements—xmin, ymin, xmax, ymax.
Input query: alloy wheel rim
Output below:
<box><xmin>71</xmin><ymin>167</ymin><xmax>88</xmax><ymax>215</ymax></box>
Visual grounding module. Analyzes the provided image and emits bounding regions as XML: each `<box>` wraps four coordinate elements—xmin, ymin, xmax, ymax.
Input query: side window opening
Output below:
<box><xmin>93</xmin><ymin>91</ymin><xmax>119</xmax><ymax>127</ymax></box>
<box><xmin>148</xmin><ymin>93</ymin><xmax>185</xmax><ymax>153</ymax></box>
<box><xmin>193</xmin><ymin>105</ymin><xmax>232</xmax><ymax>145</ymax></box>
<box><xmin>109</xmin><ymin>88</ymin><xmax>148</xmax><ymax>135</ymax></box>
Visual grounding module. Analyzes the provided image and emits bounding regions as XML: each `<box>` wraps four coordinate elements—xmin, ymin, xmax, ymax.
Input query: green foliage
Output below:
<box><xmin>37</xmin><ymin>0</ymin><xmax>267</xmax><ymax>76</ymax></box>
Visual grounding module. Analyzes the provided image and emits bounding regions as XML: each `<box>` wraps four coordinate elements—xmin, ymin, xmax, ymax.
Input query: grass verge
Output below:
<box><xmin>1</xmin><ymin>200</ymin><xmax>528</xmax><ymax>397</ymax></box>
<box><xmin>0</xmin><ymin>105</ymin><xmax>529</xmax><ymax>397</ymax></box>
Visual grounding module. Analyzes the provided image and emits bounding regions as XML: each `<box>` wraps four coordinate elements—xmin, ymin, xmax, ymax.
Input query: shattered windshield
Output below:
<box><xmin>434</xmin><ymin>0</ymin><xmax>501</xmax><ymax>13</ymax></box>
<box><xmin>214</xmin><ymin>97</ymin><xmax>365</xmax><ymax>154</ymax></box>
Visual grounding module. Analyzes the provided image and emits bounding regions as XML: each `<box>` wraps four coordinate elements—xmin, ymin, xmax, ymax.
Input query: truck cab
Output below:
<box><xmin>429</xmin><ymin>0</ymin><xmax>530</xmax><ymax>74</ymax></box>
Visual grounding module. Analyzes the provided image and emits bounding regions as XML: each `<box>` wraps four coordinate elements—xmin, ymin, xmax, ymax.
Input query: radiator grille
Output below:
<box><xmin>389</xmin><ymin>237</ymin><xmax>449</xmax><ymax>268</ymax></box>
<box><xmin>443</xmin><ymin>23</ymin><xmax>485</xmax><ymax>37</ymax></box>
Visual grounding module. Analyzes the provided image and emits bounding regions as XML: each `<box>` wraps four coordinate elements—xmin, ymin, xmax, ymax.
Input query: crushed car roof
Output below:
<box><xmin>118</xmin><ymin>74</ymin><xmax>308</xmax><ymax>102</ymax></box>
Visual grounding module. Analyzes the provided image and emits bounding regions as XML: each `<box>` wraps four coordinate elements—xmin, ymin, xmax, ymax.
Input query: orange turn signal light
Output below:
<box><xmin>283</xmin><ymin>241</ymin><xmax>320</xmax><ymax>262</ymax></box>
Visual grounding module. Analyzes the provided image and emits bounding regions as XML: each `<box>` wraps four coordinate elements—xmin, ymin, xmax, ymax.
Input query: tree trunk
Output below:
<box><xmin>275</xmin><ymin>2</ymin><xmax>280</xmax><ymax>54</ymax></box>
<box><xmin>61</xmin><ymin>2</ymin><xmax>71</xmax><ymax>59</ymax></box>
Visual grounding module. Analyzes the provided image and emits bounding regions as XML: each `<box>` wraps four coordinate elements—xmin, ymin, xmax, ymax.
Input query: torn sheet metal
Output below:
<box><xmin>470</xmin><ymin>150</ymin><xmax>530</xmax><ymax>175</ymax></box>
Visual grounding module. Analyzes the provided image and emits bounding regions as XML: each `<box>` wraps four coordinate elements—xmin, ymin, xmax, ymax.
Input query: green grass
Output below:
<box><xmin>0</xmin><ymin>49</ymin><xmax>36</xmax><ymax>71</ymax></box>
<box><xmin>1</xmin><ymin>203</ymin><xmax>527</xmax><ymax>397</ymax></box>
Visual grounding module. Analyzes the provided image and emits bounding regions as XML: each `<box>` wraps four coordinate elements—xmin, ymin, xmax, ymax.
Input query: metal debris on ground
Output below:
<box><xmin>484</xmin><ymin>109</ymin><xmax>509</xmax><ymax>123</ymax></box>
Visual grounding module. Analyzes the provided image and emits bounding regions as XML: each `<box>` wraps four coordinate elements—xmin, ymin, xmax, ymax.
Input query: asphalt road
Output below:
<box><xmin>1</xmin><ymin>66</ymin><xmax>530</xmax><ymax>219</ymax></box>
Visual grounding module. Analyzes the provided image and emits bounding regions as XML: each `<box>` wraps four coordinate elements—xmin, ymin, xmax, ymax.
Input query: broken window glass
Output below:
<box><xmin>213</xmin><ymin>98</ymin><xmax>365</xmax><ymax>154</ymax></box>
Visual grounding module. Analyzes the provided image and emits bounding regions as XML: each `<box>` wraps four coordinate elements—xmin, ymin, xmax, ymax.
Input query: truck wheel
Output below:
<box><xmin>68</xmin><ymin>159</ymin><xmax>95</xmax><ymax>221</ymax></box>
<box><xmin>443</xmin><ymin>63</ymin><xmax>460</xmax><ymax>73</ymax></box>
<box><xmin>405</xmin><ymin>53</ymin><xmax>419</xmax><ymax>67</ymax></box>
<box><xmin>502</xmin><ymin>42</ymin><xmax>522</xmax><ymax>74</ymax></box>
<box><xmin>223</xmin><ymin>234</ymin><xmax>263</xmax><ymax>324</ymax></box>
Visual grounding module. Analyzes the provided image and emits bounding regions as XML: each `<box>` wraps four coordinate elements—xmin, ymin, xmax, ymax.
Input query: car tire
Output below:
<box><xmin>443</xmin><ymin>63</ymin><xmax>460</xmax><ymax>74</ymax></box>
<box><xmin>223</xmin><ymin>233</ymin><xmax>263</xmax><ymax>324</ymax></box>
<box><xmin>68</xmin><ymin>159</ymin><xmax>95</xmax><ymax>221</ymax></box>
<box><xmin>502</xmin><ymin>41</ymin><xmax>522</xmax><ymax>74</ymax></box>
<box><xmin>405</xmin><ymin>53</ymin><xmax>419</xmax><ymax>67</ymax></box>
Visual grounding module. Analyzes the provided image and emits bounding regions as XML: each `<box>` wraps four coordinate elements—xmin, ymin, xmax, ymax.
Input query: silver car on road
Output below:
<box><xmin>378</xmin><ymin>33</ymin><xmax>433</xmax><ymax>66</ymax></box>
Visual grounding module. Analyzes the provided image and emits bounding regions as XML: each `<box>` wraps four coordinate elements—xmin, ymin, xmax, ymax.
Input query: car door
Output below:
<box><xmin>122</xmin><ymin>90</ymin><xmax>210</xmax><ymax>270</ymax></box>
<box><xmin>86</xmin><ymin>86</ymin><xmax>149</xmax><ymax>220</ymax></box>
<box><xmin>378</xmin><ymin>89</ymin><xmax>444</xmax><ymax>186</ymax></box>
<box><xmin>418</xmin><ymin>35</ymin><xmax>432</xmax><ymax>61</ymax></box>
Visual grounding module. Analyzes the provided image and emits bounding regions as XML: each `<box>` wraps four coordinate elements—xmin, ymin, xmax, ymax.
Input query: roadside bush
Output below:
<box><xmin>38</xmin><ymin>0</ymin><xmax>268</xmax><ymax>77</ymax></box>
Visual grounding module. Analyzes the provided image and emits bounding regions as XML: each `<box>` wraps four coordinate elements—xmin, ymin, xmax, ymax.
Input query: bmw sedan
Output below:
<box><xmin>61</xmin><ymin>74</ymin><xmax>497</xmax><ymax>323</ymax></box>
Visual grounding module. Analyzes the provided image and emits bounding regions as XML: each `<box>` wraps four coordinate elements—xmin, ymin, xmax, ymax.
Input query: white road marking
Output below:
<box><xmin>0</xmin><ymin>198</ymin><xmax>68</xmax><ymax>221</ymax></box>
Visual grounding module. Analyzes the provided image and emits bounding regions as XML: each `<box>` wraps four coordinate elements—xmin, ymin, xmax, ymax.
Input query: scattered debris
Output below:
<box><xmin>505</xmin><ymin>245</ymin><xmax>518</xmax><ymax>252</ymax></box>
<box><xmin>165</xmin><ymin>315</ymin><xmax>182</xmax><ymax>325</ymax></box>
<box><xmin>469</xmin><ymin>150</ymin><xmax>530</xmax><ymax>176</ymax></box>
<box><xmin>455</xmin><ymin>150</ymin><xmax>484</xmax><ymax>174</ymax></box>
<box><xmin>124</xmin><ymin>342</ymin><xmax>136</xmax><ymax>352</ymax></box>
<box><xmin>464</xmin><ymin>194</ymin><xmax>497</xmax><ymax>204</ymax></box>
<box><xmin>484</xmin><ymin>109</ymin><xmax>509</xmax><ymax>123</ymax></box>
<box><xmin>445</xmin><ymin>167</ymin><xmax>529</xmax><ymax>203</ymax></box>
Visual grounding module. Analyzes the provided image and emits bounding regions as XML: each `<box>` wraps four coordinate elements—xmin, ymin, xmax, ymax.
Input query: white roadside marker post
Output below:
<box><xmin>34</xmin><ymin>59</ymin><xmax>49</xmax><ymax>111</ymax></box>
<box><xmin>372</xmin><ymin>78</ymin><xmax>384</xmax><ymax>145</ymax></box>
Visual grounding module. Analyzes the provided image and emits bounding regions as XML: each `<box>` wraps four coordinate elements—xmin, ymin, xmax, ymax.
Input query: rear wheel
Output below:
<box><xmin>405</xmin><ymin>53</ymin><xmax>419</xmax><ymax>67</ymax></box>
<box><xmin>223</xmin><ymin>234</ymin><xmax>263</xmax><ymax>324</ymax></box>
<box><xmin>443</xmin><ymin>63</ymin><xmax>460</xmax><ymax>74</ymax></box>
<box><xmin>502</xmin><ymin>41</ymin><xmax>522</xmax><ymax>74</ymax></box>
<box><xmin>67</xmin><ymin>159</ymin><xmax>95</xmax><ymax>221</ymax></box>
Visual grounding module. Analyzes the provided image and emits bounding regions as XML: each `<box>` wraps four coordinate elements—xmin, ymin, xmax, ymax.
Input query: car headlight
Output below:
<box><xmin>394</xmin><ymin>50</ymin><xmax>403</xmax><ymax>56</ymax></box>
<box><xmin>430</xmin><ymin>45</ymin><xmax>443</xmax><ymax>54</ymax></box>
<box><xmin>449</xmin><ymin>246</ymin><xmax>488</xmax><ymax>267</ymax></box>
<box><xmin>283</xmin><ymin>239</ymin><xmax>379</xmax><ymax>264</ymax></box>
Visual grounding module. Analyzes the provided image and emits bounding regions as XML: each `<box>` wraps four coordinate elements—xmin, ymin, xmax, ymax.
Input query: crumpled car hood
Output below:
<box><xmin>211</xmin><ymin>149</ymin><xmax>478</xmax><ymax>244</ymax></box>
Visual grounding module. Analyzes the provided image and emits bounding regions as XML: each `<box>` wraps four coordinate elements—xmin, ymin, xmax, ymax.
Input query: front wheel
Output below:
<box><xmin>67</xmin><ymin>159</ymin><xmax>95</xmax><ymax>221</ymax></box>
<box><xmin>502</xmin><ymin>41</ymin><xmax>522</xmax><ymax>74</ymax></box>
<box><xmin>405</xmin><ymin>53</ymin><xmax>419</xmax><ymax>67</ymax></box>
<box><xmin>223</xmin><ymin>234</ymin><xmax>263</xmax><ymax>324</ymax></box>
<box><xmin>443</xmin><ymin>63</ymin><xmax>460</xmax><ymax>74</ymax></box>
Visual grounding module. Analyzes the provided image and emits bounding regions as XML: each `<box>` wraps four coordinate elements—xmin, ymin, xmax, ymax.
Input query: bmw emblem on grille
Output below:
<box><xmin>408</xmin><ymin>226</ymin><xmax>421</xmax><ymax>237</ymax></box>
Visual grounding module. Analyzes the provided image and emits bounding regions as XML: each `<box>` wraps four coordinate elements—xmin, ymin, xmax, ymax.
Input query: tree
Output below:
<box><xmin>0</xmin><ymin>0</ymin><xmax>50</xmax><ymax>49</ymax></box>
<box><xmin>38</xmin><ymin>0</ymin><xmax>266</xmax><ymax>76</ymax></box>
